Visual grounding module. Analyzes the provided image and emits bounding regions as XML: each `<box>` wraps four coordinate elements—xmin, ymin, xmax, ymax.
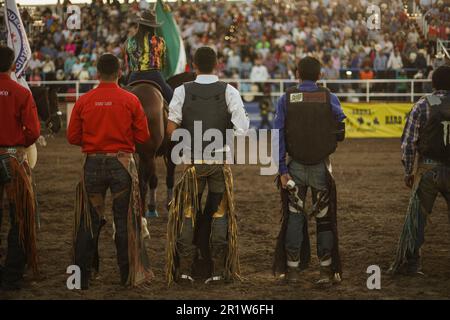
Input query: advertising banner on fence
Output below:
<box><xmin>342</xmin><ymin>103</ymin><xmax>413</xmax><ymax>138</ymax></box>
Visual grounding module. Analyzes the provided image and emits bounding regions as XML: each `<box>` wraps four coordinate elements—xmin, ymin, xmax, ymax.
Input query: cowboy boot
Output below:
<box><xmin>286</xmin><ymin>266</ymin><xmax>301</xmax><ymax>283</ymax></box>
<box><xmin>205</xmin><ymin>249</ymin><xmax>226</xmax><ymax>284</ymax></box>
<box><xmin>405</xmin><ymin>250</ymin><xmax>425</xmax><ymax>276</ymax></box>
<box><xmin>316</xmin><ymin>255</ymin><xmax>336</xmax><ymax>286</ymax></box>
<box><xmin>177</xmin><ymin>256</ymin><xmax>194</xmax><ymax>285</ymax></box>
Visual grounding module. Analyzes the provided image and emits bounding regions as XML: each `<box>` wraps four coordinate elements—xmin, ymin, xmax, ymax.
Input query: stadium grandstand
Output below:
<box><xmin>1</xmin><ymin>0</ymin><xmax>449</xmax><ymax>104</ymax></box>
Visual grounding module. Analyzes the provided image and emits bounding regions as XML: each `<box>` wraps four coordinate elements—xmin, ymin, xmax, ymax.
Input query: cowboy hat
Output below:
<box><xmin>133</xmin><ymin>10</ymin><xmax>163</xmax><ymax>27</ymax></box>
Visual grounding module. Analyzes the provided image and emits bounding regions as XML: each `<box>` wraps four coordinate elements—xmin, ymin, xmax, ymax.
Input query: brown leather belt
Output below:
<box><xmin>0</xmin><ymin>147</ymin><xmax>23</xmax><ymax>155</ymax></box>
<box><xmin>87</xmin><ymin>153</ymin><xmax>119</xmax><ymax>157</ymax></box>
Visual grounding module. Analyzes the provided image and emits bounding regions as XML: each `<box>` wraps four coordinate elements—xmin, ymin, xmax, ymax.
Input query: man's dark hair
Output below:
<box><xmin>194</xmin><ymin>47</ymin><xmax>217</xmax><ymax>73</ymax></box>
<box><xmin>297</xmin><ymin>56</ymin><xmax>322</xmax><ymax>81</ymax></box>
<box><xmin>0</xmin><ymin>46</ymin><xmax>15</xmax><ymax>73</ymax></box>
<box><xmin>432</xmin><ymin>65</ymin><xmax>450</xmax><ymax>91</ymax></box>
<box><xmin>97</xmin><ymin>53</ymin><xmax>120</xmax><ymax>79</ymax></box>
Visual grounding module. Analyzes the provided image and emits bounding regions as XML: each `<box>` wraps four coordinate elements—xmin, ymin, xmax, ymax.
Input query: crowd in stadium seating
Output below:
<box><xmin>16</xmin><ymin>0</ymin><xmax>450</xmax><ymax>88</ymax></box>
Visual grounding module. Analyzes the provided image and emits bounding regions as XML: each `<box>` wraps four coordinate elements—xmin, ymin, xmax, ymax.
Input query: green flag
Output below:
<box><xmin>155</xmin><ymin>0</ymin><xmax>187</xmax><ymax>79</ymax></box>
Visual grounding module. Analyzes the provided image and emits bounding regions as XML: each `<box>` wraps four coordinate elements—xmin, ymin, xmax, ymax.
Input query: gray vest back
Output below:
<box><xmin>181</xmin><ymin>81</ymin><xmax>232</xmax><ymax>160</ymax></box>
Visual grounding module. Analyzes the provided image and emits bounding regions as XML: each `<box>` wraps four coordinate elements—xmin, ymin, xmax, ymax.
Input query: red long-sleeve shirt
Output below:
<box><xmin>0</xmin><ymin>73</ymin><xmax>40</xmax><ymax>147</ymax></box>
<box><xmin>67</xmin><ymin>82</ymin><xmax>150</xmax><ymax>153</ymax></box>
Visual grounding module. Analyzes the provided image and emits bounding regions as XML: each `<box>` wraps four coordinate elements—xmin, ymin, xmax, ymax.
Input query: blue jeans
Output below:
<box><xmin>285</xmin><ymin>160</ymin><xmax>334</xmax><ymax>266</ymax></box>
<box><xmin>128</xmin><ymin>70</ymin><xmax>174</xmax><ymax>103</ymax></box>
<box><xmin>407</xmin><ymin>165</ymin><xmax>450</xmax><ymax>266</ymax></box>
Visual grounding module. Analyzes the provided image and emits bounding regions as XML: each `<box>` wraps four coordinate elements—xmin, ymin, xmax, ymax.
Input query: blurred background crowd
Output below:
<box><xmin>1</xmin><ymin>0</ymin><xmax>449</xmax><ymax>98</ymax></box>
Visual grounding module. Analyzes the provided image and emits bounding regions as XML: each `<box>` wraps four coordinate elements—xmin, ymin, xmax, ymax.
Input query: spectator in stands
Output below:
<box><xmin>28</xmin><ymin>52</ymin><xmax>43</xmax><ymax>74</ymax></box>
<box><xmin>226</xmin><ymin>50</ymin><xmax>242</xmax><ymax>75</ymax></box>
<box><xmin>373</xmin><ymin>48</ymin><xmax>388</xmax><ymax>78</ymax></box>
<box><xmin>42</xmin><ymin>55</ymin><xmax>56</xmax><ymax>80</ymax></box>
<box><xmin>322</xmin><ymin>59</ymin><xmax>340</xmax><ymax>92</ymax></box>
<box><xmin>64</xmin><ymin>52</ymin><xmax>76</xmax><ymax>76</ymax></box>
<box><xmin>30</xmin><ymin>68</ymin><xmax>42</xmax><ymax>85</ymax></box>
<box><xmin>71</xmin><ymin>57</ymin><xmax>84</xmax><ymax>79</ymax></box>
<box><xmin>388</xmin><ymin>48</ymin><xmax>404</xmax><ymax>73</ymax></box>
<box><xmin>250</xmin><ymin>58</ymin><xmax>270</xmax><ymax>82</ymax></box>
<box><xmin>360</xmin><ymin>65</ymin><xmax>374</xmax><ymax>80</ymax></box>
<box><xmin>240</xmin><ymin>56</ymin><xmax>253</xmax><ymax>79</ymax></box>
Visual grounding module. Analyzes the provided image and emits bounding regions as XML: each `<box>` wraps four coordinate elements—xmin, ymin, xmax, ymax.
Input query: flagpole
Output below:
<box><xmin>0</xmin><ymin>0</ymin><xmax>6</xmax><ymax>47</ymax></box>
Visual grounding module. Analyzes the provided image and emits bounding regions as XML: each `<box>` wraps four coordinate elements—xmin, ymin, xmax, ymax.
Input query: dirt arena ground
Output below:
<box><xmin>1</xmin><ymin>134</ymin><xmax>450</xmax><ymax>300</ymax></box>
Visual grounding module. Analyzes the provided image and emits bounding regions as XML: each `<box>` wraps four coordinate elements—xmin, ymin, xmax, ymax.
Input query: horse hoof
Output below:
<box><xmin>145</xmin><ymin>210</ymin><xmax>159</xmax><ymax>218</ymax></box>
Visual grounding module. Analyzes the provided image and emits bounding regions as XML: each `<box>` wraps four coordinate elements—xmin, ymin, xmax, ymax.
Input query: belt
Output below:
<box><xmin>0</xmin><ymin>147</ymin><xmax>24</xmax><ymax>155</ymax></box>
<box><xmin>86</xmin><ymin>151</ymin><xmax>132</xmax><ymax>158</ymax></box>
<box><xmin>192</xmin><ymin>159</ymin><xmax>228</xmax><ymax>165</ymax></box>
<box><xmin>422</xmin><ymin>157</ymin><xmax>444</xmax><ymax>165</ymax></box>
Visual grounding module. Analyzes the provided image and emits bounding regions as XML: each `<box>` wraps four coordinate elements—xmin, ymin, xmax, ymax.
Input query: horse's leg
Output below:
<box><xmin>132</xmin><ymin>84</ymin><xmax>164</xmax><ymax>218</ymax></box>
<box><xmin>147</xmin><ymin>155</ymin><xmax>159</xmax><ymax>218</ymax></box>
<box><xmin>138</xmin><ymin>154</ymin><xmax>150</xmax><ymax>214</ymax></box>
<box><xmin>165</xmin><ymin>144</ymin><xmax>176</xmax><ymax>209</ymax></box>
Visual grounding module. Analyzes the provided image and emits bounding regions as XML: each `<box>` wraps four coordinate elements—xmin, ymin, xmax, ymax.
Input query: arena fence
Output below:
<box><xmin>29</xmin><ymin>78</ymin><xmax>430</xmax><ymax>138</ymax></box>
<box><xmin>28</xmin><ymin>78</ymin><xmax>432</xmax><ymax>103</ymax></box>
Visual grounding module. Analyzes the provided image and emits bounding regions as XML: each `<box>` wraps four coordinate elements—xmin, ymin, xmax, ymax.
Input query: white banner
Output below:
<box><xmin>4</xmin><ymin>0</ymin><xmax>31</xmax><ymax>88</ymax></box>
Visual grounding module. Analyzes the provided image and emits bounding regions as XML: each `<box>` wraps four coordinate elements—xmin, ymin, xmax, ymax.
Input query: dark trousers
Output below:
<box><xmin>407</xmin><ymin>165</ymin><xmax>450</xmax><ymax>266</ymax></box>
<box><xmin>129</xmin><ymin>70</ymin><xmax>174</xmax><ymax>103</ymax></box>
<box><xmin>74</xmin><ymin>156</ymin><xmax>131</xmax><ymax>287</ymax></box>
<box><xmin>0</xmin><ymin>191</ymin><xmax>27</xmax><ymax>286</ymax></box>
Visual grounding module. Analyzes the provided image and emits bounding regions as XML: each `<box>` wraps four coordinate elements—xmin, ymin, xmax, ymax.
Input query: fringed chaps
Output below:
<box><xmin>1</xmin><ymin>148</ymin><xmax>39</xmax><ymax>276</ymax></box>
<box><xmin>166</xmin><ymin>165</ymin><xmax>240</xmax><ymax>286</ymax></box>
<box><xmin>273</xmin><ymin>161</ymin><xmax>342</xmax><ymax>277</ymax></box>
<box><xmin>389</xmin><ymin>161</ymin><xmax>434</xmax><ymax>274</ymax></box>
<box><xmin>72</xmin><ymin>153</ymin><xmax>153</xmax><ymax>287</ymax></box>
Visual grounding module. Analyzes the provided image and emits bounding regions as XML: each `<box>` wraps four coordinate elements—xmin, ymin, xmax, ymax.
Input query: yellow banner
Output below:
<box><xmin>343</xmin><ymin>103</ymin><xmax>413</xmax><ymax>138</ymax></box>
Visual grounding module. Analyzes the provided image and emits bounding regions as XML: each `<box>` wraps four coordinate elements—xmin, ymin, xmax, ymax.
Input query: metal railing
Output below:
<box><xmin>437</xmin><ymin>39</ymin><xmax>450</xmax><ymax>60</ymax></box>
<box><xmin>28</xmin><ymin>78</ymin><xmax>432</xmax><ymax>104</ymax></box>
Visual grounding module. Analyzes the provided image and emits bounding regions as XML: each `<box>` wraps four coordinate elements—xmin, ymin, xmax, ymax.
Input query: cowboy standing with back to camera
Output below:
<box><xmin>273</xmin><ymin>56</ymin><xmax>346</xmax><ymax>285</ymax></box>
<box><xmin>0</xmin><ymin>45</ymin><xmax>40</xmax><ymax>291</ymax></box>
<box><xmin>166</xmin><ymin>47</ymin><xmax>249</xmax><ymax>285</ymax></box>
<box><xmin>389</xmin><ymin>65</ymin><xmax>450</xmax><ymax>276</ymax></box>
<box><xmin>67</xmin><ymin>53</ymin><xmax>153</xmax><ymax>289</ymax></box>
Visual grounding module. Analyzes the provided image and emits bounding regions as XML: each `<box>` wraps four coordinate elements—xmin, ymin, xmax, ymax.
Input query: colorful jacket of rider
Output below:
<box><xmin>125</xmin><ymin>34</ymin><xmax>166</xmax><ymax>72</ymax></box>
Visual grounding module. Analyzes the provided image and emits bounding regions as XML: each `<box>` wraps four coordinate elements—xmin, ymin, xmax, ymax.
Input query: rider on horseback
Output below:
<box><xmin>125</xmin><ymin>10</ymin><xmax>174</xmax><ymax>103</ymax></box>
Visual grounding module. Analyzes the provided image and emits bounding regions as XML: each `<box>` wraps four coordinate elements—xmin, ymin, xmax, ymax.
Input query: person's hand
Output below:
<box><xmin>404</xmin><ymin>174</ymin><xmax>414</xmax><ymax>188</ymax></box>
<box><xmin>280</xmin><ymin>173</ymin><xmax>293</xmax><ymax>189</ymax></box>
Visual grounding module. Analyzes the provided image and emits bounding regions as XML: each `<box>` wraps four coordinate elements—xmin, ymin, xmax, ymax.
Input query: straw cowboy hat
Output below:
<box><xmin>133</xmin><ymin>10</ymin><xmax>163</xmax><ymax>27</ymax></box>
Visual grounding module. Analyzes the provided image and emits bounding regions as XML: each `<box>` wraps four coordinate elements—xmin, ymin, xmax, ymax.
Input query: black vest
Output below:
<box><xmin>181</xmin><ymin>81</ymin><xmax>232</xmax><ymax>160</ymax></box>
<box><xmin>285</xmin><ymin>86</ymin><xmax>338</xmax><ymax>165</ymax></box>
<box><xmin>417</xmin><ymin>94</ymin><xmax>450</xmax><ymax>164</ymax></box>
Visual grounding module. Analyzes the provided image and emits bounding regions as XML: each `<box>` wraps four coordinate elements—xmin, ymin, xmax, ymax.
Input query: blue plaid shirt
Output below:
<box><xmin>401</xmin><ymin>90</ymin><xmax>450</xmax><ymax>175</ymax></box>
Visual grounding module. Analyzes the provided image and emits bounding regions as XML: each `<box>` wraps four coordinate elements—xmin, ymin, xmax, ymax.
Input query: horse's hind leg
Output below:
<box><xmin>139</xmin><ymin>152</ymin><xmax>159</xmax><ymax>218</ymax></box>
<box><xmin>148</xmin><ymin>160</ymin><xmax>159</xmax><ymax>217</ymax></box>
<box><xmin>165</xmin><ymin>144</ymin><xmax>176</xmax><ymax>209</ymax></box>
<box><xmin>138</xmin><ymin>157</ymin><xmax>150</xmax><ymax>215</ymax></box>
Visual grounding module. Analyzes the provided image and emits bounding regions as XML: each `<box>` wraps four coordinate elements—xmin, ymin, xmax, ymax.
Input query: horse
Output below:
<box><xmin>127</xmin><ymin>72</ymin><xmax>196</xmax><ymax>217</ymax></box>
